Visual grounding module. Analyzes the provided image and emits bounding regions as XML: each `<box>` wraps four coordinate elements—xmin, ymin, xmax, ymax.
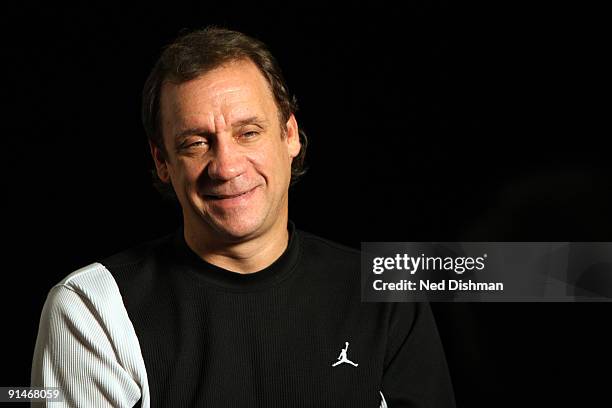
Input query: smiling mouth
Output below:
<box><xmin>204</xmin><ymin>187</ymin><xmax>256</xmax><ymax>200</ymax></box>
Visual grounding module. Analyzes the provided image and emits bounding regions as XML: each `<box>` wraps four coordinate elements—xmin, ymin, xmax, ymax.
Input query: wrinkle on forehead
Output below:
<box><xmin>213</xmin><ymin>112</ymin><xmax>227</xmax><ymax>132</ymax></box>
<box><xmin>161</xmin><ymin>59</ymin><xmax>278</xmax><ymax>139</ymax></box>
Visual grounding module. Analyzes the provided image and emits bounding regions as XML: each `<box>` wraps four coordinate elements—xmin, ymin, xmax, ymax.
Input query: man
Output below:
<box><xmin>31</xmin><ymin>27</ymin><xmax>455</xmax><ymax>407</ymax></box>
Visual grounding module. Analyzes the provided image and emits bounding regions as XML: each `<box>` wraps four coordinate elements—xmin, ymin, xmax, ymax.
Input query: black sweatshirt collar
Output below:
<box><xmin>171</xmin><ymin>220</ymin><xmax>301</xmax><ymax>291</ymax></box>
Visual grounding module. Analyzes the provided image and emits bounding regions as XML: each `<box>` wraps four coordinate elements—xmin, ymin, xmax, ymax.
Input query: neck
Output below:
<box><xmin>183</xmin><ymin>213</ymin><xmax>290</xmax><ymax>274</ymax></box>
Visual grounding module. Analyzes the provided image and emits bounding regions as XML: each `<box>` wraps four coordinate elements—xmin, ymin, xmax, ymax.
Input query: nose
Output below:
<box><xmin>206</xmin><ymin>136</ymin><xmax>247</xmax><ymax>181</ymax></box>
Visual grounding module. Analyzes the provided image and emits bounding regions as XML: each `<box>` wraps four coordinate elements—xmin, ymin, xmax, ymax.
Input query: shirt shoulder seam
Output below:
<box><xmin>298</xmin><ymin>231</ymin><xmax>360</xmax><ymax>255</ymax></box>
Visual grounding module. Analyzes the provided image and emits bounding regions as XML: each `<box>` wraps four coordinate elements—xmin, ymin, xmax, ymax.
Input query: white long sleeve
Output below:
<box><xmin>31</xmin><ymin>263</ymin><xmax>150</xmax><ymax>408</ymax></box>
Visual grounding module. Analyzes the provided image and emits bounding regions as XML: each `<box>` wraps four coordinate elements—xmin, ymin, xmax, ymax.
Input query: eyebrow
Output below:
<box><xmin>175</xmin><ymin>116</ymin><xmax>268</xmax><ymax>140</ymax></box>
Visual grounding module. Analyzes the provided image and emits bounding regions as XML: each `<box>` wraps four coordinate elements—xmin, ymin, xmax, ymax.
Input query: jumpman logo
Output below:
<box><xmin>379</xmin><ymin>391</ymin><xmax>388</xmax><ymax>408</ymax></box>
<box><xmin>331</xmin><ymin>341</ymin><xmax>358</xmax><ymax>367</ymax></box>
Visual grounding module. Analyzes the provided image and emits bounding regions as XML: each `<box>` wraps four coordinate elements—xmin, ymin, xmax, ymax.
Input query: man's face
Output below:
<box><xmin>152</xmin><ymin>59</ymin><xmax>301</xmax><ymax>241</ymax></box>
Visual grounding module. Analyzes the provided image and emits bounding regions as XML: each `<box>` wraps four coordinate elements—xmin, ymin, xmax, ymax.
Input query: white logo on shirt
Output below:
<box><xmin>379</xmin><ymin>391</ymin><xmax>388</xmax><ymax>408</ymax></box>
<box><xmin>331</xmin><ymin>341</ymin><xmax>358</xmax><ymax>367</ymax></box>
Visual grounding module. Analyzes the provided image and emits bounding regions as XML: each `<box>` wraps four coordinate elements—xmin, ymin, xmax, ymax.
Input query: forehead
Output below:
<box><xmin>160</xmin><ymin>59</ymin><xmax>277</xmax><ymax>136</ymax></box>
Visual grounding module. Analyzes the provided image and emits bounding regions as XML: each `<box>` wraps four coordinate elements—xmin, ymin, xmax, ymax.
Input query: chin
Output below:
<box><xmin>186</xmin><ymin>192</ymin><xmax>274</xmax><ymax>241</ymax></box>
<box><xmin>207</xmin><ymin>214</ymin><xmax>267</xmax><ymax>241</ymax></box>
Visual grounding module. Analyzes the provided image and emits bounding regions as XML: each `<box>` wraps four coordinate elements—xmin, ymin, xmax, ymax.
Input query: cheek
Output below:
<box><xmin>169</xmin><ymin>159</ymin><xmax>205</xmax><ymax>188</ymax></box>
<box><xmin>246</xmin><ymin>151</ymin><xmax>268</xmax><ymax>176</ymax></box>
<box><xmin>248</xmin><ymin>144</ymin><xmax>291</xmax><ymax>183</ymax></box>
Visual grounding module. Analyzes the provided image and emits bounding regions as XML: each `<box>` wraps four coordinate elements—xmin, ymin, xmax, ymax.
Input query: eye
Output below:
<box><xmin>242</xmin><ymin>131</ymin><xmax>259</xmax><ymax>138</ymax></box>
<box><xmin>183</xmin><ymin>140</ymin><xmax>209</xmax><ymax>149</ymax></box>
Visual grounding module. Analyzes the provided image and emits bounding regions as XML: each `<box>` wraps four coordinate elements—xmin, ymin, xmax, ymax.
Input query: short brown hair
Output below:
<box><xmin>142</xmin><ymin>26</ymin><xmax>308</xmax><ymax>199</ymax></box>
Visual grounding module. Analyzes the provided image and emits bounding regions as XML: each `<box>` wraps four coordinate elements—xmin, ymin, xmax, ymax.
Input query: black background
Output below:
<box><xmin>2</xmin><ymin>3</ymin><xmax>610</xmax><ymax>407</ymax></box>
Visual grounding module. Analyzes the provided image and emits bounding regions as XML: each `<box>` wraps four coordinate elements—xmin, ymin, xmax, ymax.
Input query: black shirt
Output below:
<box><xmin>102</xmin><ymin>221</ymin><xmax>455</xmax><ymax>407</ymax></box>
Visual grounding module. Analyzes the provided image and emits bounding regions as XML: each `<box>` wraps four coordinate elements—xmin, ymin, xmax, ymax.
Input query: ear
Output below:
<box><xmin>149</xmin><ymin>139</ymin><xmax>171</xmax><ymax>183</ymax></box>
<box><xmin>285</xmin><ymin>114</ymin><xmax>301</xmax><ymax>159</ymax></box>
